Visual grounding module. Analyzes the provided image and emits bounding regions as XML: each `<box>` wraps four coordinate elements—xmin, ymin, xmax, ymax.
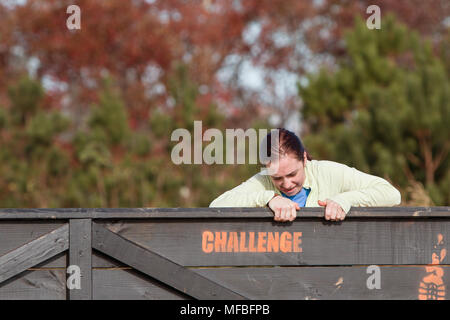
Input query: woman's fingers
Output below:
<box><xmin>275</xmin><ymin>208</ymin><xmax>282</xmax><ymax>221</ymax></box>
<box><xmin>268</xmin><ymin>196</ymin><xmax>299</xmax><ymax>222</ymax></box>
<box><xmin>274</xmin><ymin>205</ymin><xmax>296</xmax><ymax>222</ymax></box>
<box><xmin>336</xmin><ymin>208</ymin><xmax>345</xmax><ymax>221</ymax></box>
<box><xmin>325</xmin><ymin>204</ymin><xmax>333</xmax><ymax>220</ymax></box>
<box><xmin>273</xmin><ymin>198</ymin><xmax>347</xmax><ymax>222</ymax></box>
<box><xmin>330</xmin><ymin>205</ymin><xmax>338</xmax><ymax>220</ymax></box>
<box><xmin>323</xmin><ymin>200</ymin><xmax>346</xmax><ymax>221</ymax></box>
<box><xmin>280</xmin><ymin>207</ymin><xmax>287</xmax><ymax>222</ymax></box>
<box><xmin>290</xmin><ymin>205</ymin><xmax>297</xmax><ymax>221</ymax></box>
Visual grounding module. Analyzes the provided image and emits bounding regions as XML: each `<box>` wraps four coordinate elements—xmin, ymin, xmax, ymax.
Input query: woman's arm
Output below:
<box><xmin>209</xmin><ymin>174</ymin><xmax>277</xmax><ymax>207</ymax></box>
<box><xmin>321</xmin><ymin>161</ymin><xmax>402</xmax><ymax>213</ymax></box>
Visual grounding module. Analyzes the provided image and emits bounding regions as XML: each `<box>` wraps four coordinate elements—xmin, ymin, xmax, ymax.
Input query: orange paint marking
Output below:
<box><xmin>418</xmin><ymin>233</ymin><xmax>446</xmax><ymax>300</ymax></box>
<box><xmin>202</xmin><ymin>231</ymin><xmax>303</xmax><ymax>253</ymax></box>
<box><xmin>267</xmin><ymin>232</ymin><xmax>279</xmax><ymax>252</ymax></box>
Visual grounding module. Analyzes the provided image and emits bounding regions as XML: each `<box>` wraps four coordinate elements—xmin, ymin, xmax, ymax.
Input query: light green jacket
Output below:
<box><xmin>209</xmin><ymin>160</ymin><xmax>401</xmax><ymax>213</ymax></box>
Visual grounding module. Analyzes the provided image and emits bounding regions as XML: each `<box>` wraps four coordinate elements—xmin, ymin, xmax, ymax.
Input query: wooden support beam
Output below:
<box><xmin>68</xmin><ymin>219</ymin><xmax>92</xmax><ymax>300</ymax></box>
<box><xmin>0</xmin><ymin>224</ymin><xmax>69</xmax><ymax>284</ymax></box>
<box><xmin>91</xmin><ymin>222</ymin><xmax>247</xmax><ymax>300</ymax></box>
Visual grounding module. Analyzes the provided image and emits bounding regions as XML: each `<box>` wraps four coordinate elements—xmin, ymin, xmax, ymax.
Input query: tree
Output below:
<box><xmin>1</xmin><ymin>1</ymin><xmax>447</xmax><ymax>208</ymax></box>
<box><xmin>0</xmin><ymin>76</ymin><xmax>70</xmax><ymax>207</ymax></box>
<box><xmin>4</xmin><ymin>0</ymin><xmax>448</xmax><ymax>130</ymax></box>
<box><xmin>0</xmin><ymin>71</ymin><xmax>265</xmax><ymax>208</ymax></box>
<box><xmin>299</xmin><ymin>15</ymin><xmax>449</xmax><ymax>205</ymax></box>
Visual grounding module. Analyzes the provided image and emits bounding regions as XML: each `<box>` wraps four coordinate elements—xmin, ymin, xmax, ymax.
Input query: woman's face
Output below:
<box><xmin>268</xmin><ymin>152</ymin><xmax>307</xmax><ymax>196</ymax></box>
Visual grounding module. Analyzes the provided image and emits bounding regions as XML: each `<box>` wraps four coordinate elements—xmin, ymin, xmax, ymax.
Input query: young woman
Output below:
<box><xmin>210</xmin><ymin>128</ymin><xmax>401</xmax><ymax>222</ymax></box>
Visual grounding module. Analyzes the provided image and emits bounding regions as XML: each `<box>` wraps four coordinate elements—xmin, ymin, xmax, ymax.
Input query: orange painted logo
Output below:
<box><xmin>418</xmin><ymin>233</ymin><xmax>446</xmax><ymax>300</ymax></box>
<box><xmin>202</xmin><ymin>231</ymin><xmax>302</xmax><ymax>253</ymax></box>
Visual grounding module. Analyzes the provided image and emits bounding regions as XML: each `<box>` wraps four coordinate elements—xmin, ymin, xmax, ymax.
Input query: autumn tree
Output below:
<box><xmin>0</xmin><ymin>1</ymin><xmax>448</xmax><ymax>207</ymax></box>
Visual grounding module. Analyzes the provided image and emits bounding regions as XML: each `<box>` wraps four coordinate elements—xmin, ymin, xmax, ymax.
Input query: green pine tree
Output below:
<box><xmin>299</xmin><ymin>15</ymin><xmax>450</xmax><ymax>205</ymax></box>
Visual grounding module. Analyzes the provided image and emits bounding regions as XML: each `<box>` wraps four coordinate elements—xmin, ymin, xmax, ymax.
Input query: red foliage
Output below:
<box><xmin>0</xmin><ymin>0</ymin><xmax>447</xmax><ymax>129</ymax></box>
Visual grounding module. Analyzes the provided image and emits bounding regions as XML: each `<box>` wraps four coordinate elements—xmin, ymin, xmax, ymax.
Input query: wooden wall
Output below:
<box><xmin>0</xmin><ymin>207</ymin><xmax>449</xmax><ymax>300</ymax></box>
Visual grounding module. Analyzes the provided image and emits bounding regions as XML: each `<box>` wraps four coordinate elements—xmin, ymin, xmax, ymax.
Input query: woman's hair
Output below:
<box><xmin>262</xmin><ymin>128</ymin><xmax>312</xmax><ymax>163</ymax></box>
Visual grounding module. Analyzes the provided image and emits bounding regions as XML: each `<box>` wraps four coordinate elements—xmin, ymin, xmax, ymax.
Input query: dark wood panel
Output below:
<box><xmin>68</xmin><ymin>219</ymin><xmax>92</xmax><ymax>300</ymax></box>
<box><xmin>0</xmin><ymin>225</ymin><xmax>69</xmax><ymax>283</ymax></box>
<box><xmin>92</xmin><ymin>269</ymin><xmax>187</xmax><ymax>300</ymax></box>
<box><xmin>0</xmin><ymin>269</ymin><xmax>66</xmax><ymax>300</ymax></box>
<box><xmin>92</xmin><ymin>251</ymin><xmax>127</xmax><ymax>268</ymax></box>
<box><xmin>0</xmin><ymin>207</ymin><xmax>448</xmax><ymax>219</ymax></box>
<box><xmin>92</xmin><ymin>223</ymin><xmax>247</xmax><ymax>300</ymax></box>
<box><xmin>32</xmin><ymin>252</ymin><xmax>67</xmax><ymax>269</ymax></box>
<box><xmin>11</xmin><ymin>253</ymin><xmax>126</xmax><ymax>269</ymax></box>
<box><xmin>0</xmin><ymin>208</ymin><xmax>448</xmax><ymax>300</ymax></box>
<box><xmin>0</xmin><ymin>222</ymin><xmax>66</xmax><ymax>255</ymax></box>
<box><xmin>3</xmin><ymin>252</ymin><xmax>128</xmax><ymax>269</ymax></box>
<box><xmin>0</xmin><ymin>222</ymin><xmax>67</xmax><ymax>268</ymax></box>
<box><xmin>2</xmin><ymin>266</ymin><xmax>447</xmax><ymax>300</ymax></box>
<box><xmin>0</xmin><ymin>221</ymin><xmax>116</xmax><ymax>268</ymax></box>
<box><xmin>193</xmin><ymin>266</ymin><xmax>450</xmax><ymax>300</ymax></box>
<box><xmin>96</xmin><ymin>219</ymin><xmax>450</xmax><ymax>266</ymax></box>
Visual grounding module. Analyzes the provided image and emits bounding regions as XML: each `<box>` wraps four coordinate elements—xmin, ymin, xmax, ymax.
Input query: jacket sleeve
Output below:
<box><xmin>325</xmin><ymin>162</ymin><xmax>402</xmax><ymax>213</ymax></box>
<box><xmin>209</xmin><ymin>174</ymin><xmax>277</xmax><ymax>207</ymax></box>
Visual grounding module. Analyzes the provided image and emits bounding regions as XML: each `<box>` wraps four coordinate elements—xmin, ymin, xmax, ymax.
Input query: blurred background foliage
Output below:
<box><xmin>300</xmin><ymin>15</ymin><xmax>449</xmax><ymax>206</ymax></box>
<box><xmin>0</xmin><ymin>0</ymin><xmax>448</xmax><ymax>207</ymax></box>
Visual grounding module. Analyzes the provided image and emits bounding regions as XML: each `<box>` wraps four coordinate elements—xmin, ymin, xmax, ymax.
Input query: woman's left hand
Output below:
<box><xmin>318</xmin><ymin>199</ymin><xmax>346</xmax><ymax>221</ymax></box>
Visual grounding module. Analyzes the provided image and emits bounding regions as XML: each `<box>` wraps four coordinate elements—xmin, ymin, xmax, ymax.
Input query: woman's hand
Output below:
<box><xmin>268</xmin><ymin>195</ymin><xmax>299</xmax><ymax>222</ymax></box>
<box><xmin>318</xmin><ymin>199</ymin><xmax>346</xmax><ymax>221</ymax></box>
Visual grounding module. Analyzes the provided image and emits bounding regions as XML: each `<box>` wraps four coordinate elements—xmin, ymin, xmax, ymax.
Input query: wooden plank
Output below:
<box><xmin>30</xmin><ymin>252</ymin><xmax>67</xmax><ymax>269</ymax></box>
<box><xmin>0</xmin><ymin>222</ymin><xmax>110</xmax><ymax>268</ymax></box>
<box><xmin>2</xmin><ymin>266</ymin><xmax>446</xmax><ymax>300</ymax></box>
<box><xmin>0</xmin><ymin>224</ymin><xmax>69</xmax><ymax>284</ymax></box>
<box><xmin>2</xmin><ymin>266</ymin><xmax>447</xmax><ymax>300</ymax></box>
<box><xmin>68</xmin><ymin>219</ymin><xmax>92</xmax><ymax>300</ymax></box>
<box><xmin>92</xmin><ymin>252</ymin><xmax>127</xmax><ymax>268</ymax></box>
<box><xmin>0</xmin><ymin>222</ymin><xmax>67</xmax><ymax>268</ymax></box>
<box><xmin>3</xmin><ymin>216</ymin><xmax>448</xmax><ymax>268</ymax></box>
<box><xmin>93</xmin><ymin>269</ymin><xmax>187</xmax><ymax>300</ymax></box>
<box><xmin>0</xmin><ymin>222</ymin><xmax>66</xmax><ymax>256</ymax></box>
<box><xmin>0</xmin><ymin>269</ymin><xmax>66</xmax><ymax>300</ymax></box>
<box><xmin>95</xmin><ymin>219</ymin><xmax>450</xmax><ymax>266</ymax></box>
<box><xmin>193</xmin><ymin>266</ymin><xmax>450</xmax><ymax>300</ymax></box>
<box><xmin>91</xmin><ymin>223</ymin><xmax>247</xmax><ymax>300</ymax></box>
<box><xmin>0</xmin><ymin>252</ymin><xmax>127</xmax><ymax>269</ymax></box>
<box><xmin>0</xmin><ymin>207</ymin><xmax>448</xmax><ymax>219</ymax></box>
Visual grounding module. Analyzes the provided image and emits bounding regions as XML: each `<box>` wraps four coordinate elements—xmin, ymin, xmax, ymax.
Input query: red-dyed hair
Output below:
<box><xmin>262</xmin><ymin>128</ymin><xmax>312</xmax><ymax>163</ymax></box>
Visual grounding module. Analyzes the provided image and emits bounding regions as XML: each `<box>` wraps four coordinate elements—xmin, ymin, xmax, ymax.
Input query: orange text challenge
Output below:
<box><xmin>202</xmin><ymin>231</ymin><xmax>302</xmax><ymax>253</ymax></box>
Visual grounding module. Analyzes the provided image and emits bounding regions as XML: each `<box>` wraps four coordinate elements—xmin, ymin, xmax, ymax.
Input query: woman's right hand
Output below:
<box><xmin>268</xmin><ymin>195</ymin><xmax>300</xmax><ymax>222</ymax></box>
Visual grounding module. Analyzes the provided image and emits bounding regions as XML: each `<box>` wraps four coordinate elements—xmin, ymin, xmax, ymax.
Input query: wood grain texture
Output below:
<box><xmin>193</xmin><ymin>266</ymin><xmax>450</xmax><ymax>300</ymax></box>
<box><xmin>0</xmin><ymin>269</ymin><xmax>66</xmax><ymax>300</ymax></box>
<box><xmin>96</xmin><ymin>219</ymin><xmax>450</xmax><ymax>266</ymax></box>
<box><xmin>0</xmin><ymin>207</ymin><xmax>448</xmax><ymax>219</ymax></box>
<box><xmin>93</xmin><ymin>269</ymin><xmax>187</xmax><ymax>300</ymax></box>
<box><xmin>0</xmin><ymin>224</ymin><xmax>69</xmax><ymax>283</ymax></box>
<box><xmin>0</xmin><ymin>222</ymin><xmax>67</xmax><ymax>268</ymax></box>
<box><xmin>92</xmin><ymin>223</ymin><xmax>247</xmax><ymax>300</ymax></box>
<box><xmin>0</xmin><ymin>222</ymin><xmax>66</xmax><ymax>256</ymax></box>
<box><xmin>0</xmin><ymin>207</ymin><xmax>449</xmax><ymax>300</ymax></box>
<box><xmin>68</xmin><ymin>219</ymin><xmax>92</xmax><ymax>300</ymax></box>
<box><xmin>0</xmin><ymin>222</ymin><xmax>116</xmax><ymax>268</ymax></box>
<box><xmin>1</xmin><ymin>266</ymin><xmax>448</xmax><ymax>300</ymax></box>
